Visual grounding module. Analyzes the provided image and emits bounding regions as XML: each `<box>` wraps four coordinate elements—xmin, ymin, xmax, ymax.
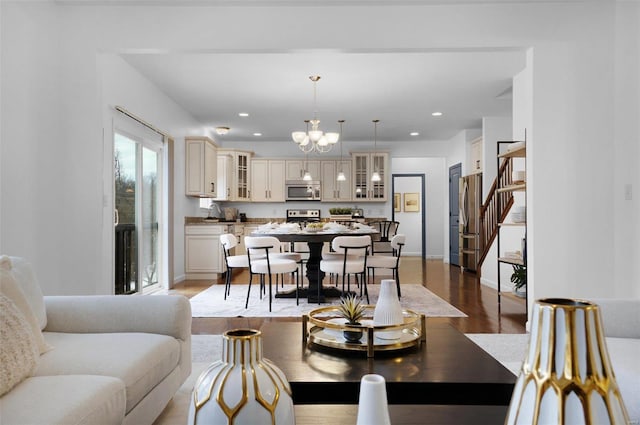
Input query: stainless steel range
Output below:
<box><xmin>286</xmin><ymin>209</ymin><xmax>321</xmax><ymax>224</ymax></box>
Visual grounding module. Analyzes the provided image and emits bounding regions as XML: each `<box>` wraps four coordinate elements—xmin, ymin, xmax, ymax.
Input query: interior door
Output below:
<box><xmin>449</xmin><ymin>164</ymin><xmax>462</xmax><ymax>266</ymax></box>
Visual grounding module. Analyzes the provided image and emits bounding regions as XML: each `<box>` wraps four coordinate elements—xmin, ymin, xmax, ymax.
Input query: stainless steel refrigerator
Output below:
<box><xmin>459</xmin><ymin>173</ymin><xmax>482</xmax><ymax>272</ymax></box>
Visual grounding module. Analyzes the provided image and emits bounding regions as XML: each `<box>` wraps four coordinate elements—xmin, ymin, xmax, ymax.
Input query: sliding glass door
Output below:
<box><xmin>114</xmin><ymin>131</ymin><xmax>162</xmax><ymax>294</ymax></box>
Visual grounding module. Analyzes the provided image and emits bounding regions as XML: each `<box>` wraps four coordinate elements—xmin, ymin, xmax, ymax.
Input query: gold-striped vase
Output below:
<box><xmin>505</xmin><ymin>298</ymin><xmax>630</xmax><ymax>424</ymax></box>
<box><xmin>188</xmin><ymin>329</ymin><xmax>295</xmax><ymax>425</ymax></box>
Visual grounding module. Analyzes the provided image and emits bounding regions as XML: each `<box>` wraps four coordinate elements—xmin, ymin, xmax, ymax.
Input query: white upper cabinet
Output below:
<box><xmin>216</xmin><ymin>149</ymin><xmax>252</xmax><ymax>202</ymax></box>
<box><xmin>285</xmin><ymin>160</ymin><xmax>321</xmax><ymax>181</ymax></box>
<box><xmin>251</xmin><ymin>159</ymin><xmax>285</xmax><ymax>202</ymax></box>
<box><xmin>321</xmin><ymin>160</ymin><xmax>352</xmax><ymax>202</ymax></box>
<box><xmin>185</xmin><ymin>136</ymin><xmax>218</xmax><ymax>198</ymax></box>
<box><xmin>352</xmin><ymin>152</ymin><xmax>389</xmax><ymax>201</ymax></box>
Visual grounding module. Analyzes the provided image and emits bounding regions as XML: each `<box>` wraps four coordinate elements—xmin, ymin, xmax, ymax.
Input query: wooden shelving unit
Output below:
<box><xmin>496</xmin><ymin>141</ymin><xmax>527</xmax><ymax>319</ymax></box>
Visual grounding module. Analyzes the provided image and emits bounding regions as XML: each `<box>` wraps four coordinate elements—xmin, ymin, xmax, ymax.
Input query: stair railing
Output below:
<box><xmin>478</xmin><ymin>157</ymin><xmax>514</xmax><ymax>267</ymax></box>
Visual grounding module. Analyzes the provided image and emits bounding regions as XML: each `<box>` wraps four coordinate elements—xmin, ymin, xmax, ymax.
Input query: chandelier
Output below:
<box><xmin>291</xmin><ymin>76</ymin><xmax>339</xmax><ymax>153</ymax></box>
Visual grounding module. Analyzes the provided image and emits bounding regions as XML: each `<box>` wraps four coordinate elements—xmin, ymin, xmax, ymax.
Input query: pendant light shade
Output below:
<box><xmin>371</xmin><ymin>120</ymin><xmax>381</xmax><ymax>182</ymax></box>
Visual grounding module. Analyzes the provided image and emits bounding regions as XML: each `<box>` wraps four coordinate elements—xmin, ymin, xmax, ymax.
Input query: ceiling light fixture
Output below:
<box><xmin>337</xmin><ymin>120</ymin><xmax>346</xmax><ymax>181</ymax></box>
<box><xmin>215</xmin><ymin>126</ymin><xmax>230</xmax><ymax>135</ymax></box>
<box><xmin>371</xmin><ymin>119</ymin><xmax>381</xmax><ymax>182</ymax></box>
<box><xmin>238</xmin><ymin>112</ymin><xmax>249</xmax><ymax>117</ymax></box>
<box><xmin>253</xmin><ymin>132</ymin><xmax>262</xmax><ymax>137</ymax></box>
<box><xmin>410</xmin><ymin>132</ymin><xmax>419</xmax><ymax>136</ymax></box>
<box><xmin>432</xmin><ymin>111</ymin><xmax>443</xmax><ymax>117</ymax></box>
<box><xmin>291</xmin><ymin>75</ymin><xmax>339</xmax><ymax>154</ymax></box>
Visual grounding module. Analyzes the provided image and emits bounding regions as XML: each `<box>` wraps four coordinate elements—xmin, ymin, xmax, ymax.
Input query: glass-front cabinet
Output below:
<box><xmin>352</xmin><ymin>152</ymin><xmax>388</xmax><ymax>201</ymax></box>
<box><xmin>234</xmin><ymin>151</ymin><xmax>252</xmax><ymax>201</ymax></box>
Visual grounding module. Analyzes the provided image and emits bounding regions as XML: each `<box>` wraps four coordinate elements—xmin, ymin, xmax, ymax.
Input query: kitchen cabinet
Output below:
<box><xmin>286</xmin><ymin>159</ymin><xmax>320</xmax><ymax>181</ymax></box>
<box><xmin>185</xmin><ymin>224</ymin><xmax>229</xmax><ymax>278</ymax></box>
<box><xmin>321</xmin><ymin>160</ymin><xmax>352</xmax><ymax>201</ymax></box>
<box><xmin>215</xmin><ymin>149</ymin><xmax>253</xmax><ymax>202</ymax></box>
<box><xmin>352</xmin><ymin>152</ymin><xmax>389</xmax><ymax>201</ymax></box>
<box><xmin>251</xmin><ymin>159</ymin><xmax>285</xmax><ymax>202</ymax></box>
<box><xmin>212</xmin><ymin>152</ymin><xmax>232</xmax><ymax>201</ymax></box>
<box><xmin>185</xmin><ymin>136</ymin><xmax>218</xmax><ymax>197</ymax></box>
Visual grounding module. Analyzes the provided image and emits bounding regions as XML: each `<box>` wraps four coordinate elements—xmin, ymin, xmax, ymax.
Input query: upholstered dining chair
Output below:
<box><xmin>367</xmin><ymin>234</ymin><xmax>405</xmax><ymax>298</ymax></box>
<box><xmin>320</xmin><ymin>235</ymin><xmax>371</xmax><ymax>303</ymax></box>
<box><xmin>244</xmin><ymin>236</ymin><xmax>300</xmax><ymax>312</ymax></box>
<box><xmin>219</xmin><ymin>233</ymin><xmax>251</xmax><ymax>300</ymax></box>
<box><xmin>368</xmin><ymin>220</ymin><xmax>399</xmax><ymax>255</ymax></box>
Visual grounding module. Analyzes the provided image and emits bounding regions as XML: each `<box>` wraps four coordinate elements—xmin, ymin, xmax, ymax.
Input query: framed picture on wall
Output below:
<box><xmin>394</xmin><ymin>193</ymin><xmax>401</xmax><ymax>212</ymax></box>
<box><xmin>403</xmin><ymin>192</ymin><xmax>420</xmax><ymax>212</ymax></box>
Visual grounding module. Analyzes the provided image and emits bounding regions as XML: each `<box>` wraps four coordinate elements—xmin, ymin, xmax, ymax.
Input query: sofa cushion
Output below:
<box><xmin>0</xmin><ymin>294</ymin><xmax>39</xmax><ymax>396</ymax></box>
<box><xmin>7</xmin><ymin>256</ymin><xmax>47</xmax><ymax>330</ymax></box>
<box><xmin>606</xmin><ymin>337</ymin><xmax>640</xmax><ymax>423</ymax></box>
<box><xmin>0</xmin><ymin>266</ymin><xmax>52</xmax><ymax>354</ymax></box>
<box><xmin>37</xmin><ymin>332</ymin><xmax>180</xmax><ymax>414</ymax></box>
<box><xmin>0</xmin><ymin>375</ymin><xmax>126</xmax><ymax>425</ymax></box>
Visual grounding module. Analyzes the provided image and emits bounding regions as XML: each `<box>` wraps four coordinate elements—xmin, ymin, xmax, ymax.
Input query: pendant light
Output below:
<box><xmin>371</xmin><ymin>119</ymin><xmax>381</xmax><ymax>182</ymax></box>
<box><xmin>337</xmin><ymin>120</ymin><xmax>346</xmax><ymax>181</ymax></box>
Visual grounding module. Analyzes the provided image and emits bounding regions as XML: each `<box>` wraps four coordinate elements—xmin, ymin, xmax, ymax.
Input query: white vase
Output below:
<box><xmin>188</xmin><ymin>329</ymin><xmax>295</xmax><ymax>425</ymax></box>
<box><xmin>505</xmin><ymin>298</ymin><xmax>630</xmax><ymax>425</ymax></box>
<box><xmin>373</xmin><ymin>279</ymin><xmax>404</xmax><ymax>339</ymax></box>
<box><xmin>356</xmin><ymin>374</ymin><xmax>391</xmax><ymax>425</ymax></box>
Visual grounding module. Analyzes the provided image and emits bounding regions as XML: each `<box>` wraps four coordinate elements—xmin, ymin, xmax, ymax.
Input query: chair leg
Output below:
<box><xmin>268</xmin><ymin>273</ymin><xmax>273</xmax><ymax>312</ymax></box>
<box><xmin>362</xmin><ymin>272</ymin><xmax>370</xmax><ymax>304</ymax></box>
<box><xmin>245</xmin><ymin>273</ymin><xmax>253</xmax><ymax>309</ymax></box>
<box><xmin>395</xmin><ymin>268</ymin><xmax>401</xmax><ymax>298</ymax></box>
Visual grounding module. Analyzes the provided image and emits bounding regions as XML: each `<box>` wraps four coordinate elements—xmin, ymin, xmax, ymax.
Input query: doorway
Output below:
<box><xmin>449</xmin><ymin>163</ymin><xmax>462</xmax><ymax>266</ymax></box>
<box><xmin>114</xmin><ymin>130</ymin><xmax>163</xmax><ymax>294</ymax></box>
<box><xmin>391</xmin><ymin>174</ymin><xmax>426</xmax><ymax>258</ymax></box>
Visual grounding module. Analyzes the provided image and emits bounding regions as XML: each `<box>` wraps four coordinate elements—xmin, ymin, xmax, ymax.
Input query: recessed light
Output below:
<box><xmin>432</xmin><ymin>112</ymin><xmax>443</xmax><ymax>117</ymax></box>
<box><xmin>253</xmin><ymin>132</ymin><xmax>262</xmax><ymax>137</ymax></box>
<box><xmin>410</xmin><ymin>132</ymin><xmax>420</xmax><ymax>136</ymax></box>
<box><xmin>239</xmin><ymin>112</ymin><xmax>249</xmax><ymax>117</ymax></box>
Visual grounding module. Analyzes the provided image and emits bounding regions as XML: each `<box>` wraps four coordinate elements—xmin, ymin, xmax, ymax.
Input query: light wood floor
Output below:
<box><xmin>170</xmin><ymin>258</ymin><xmax>527</xmax><ymax>335</ymax></box>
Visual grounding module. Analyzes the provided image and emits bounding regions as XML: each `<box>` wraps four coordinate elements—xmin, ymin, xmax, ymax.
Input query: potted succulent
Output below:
<box><xmin>337</xmin><ymin>294</ymin><xmax>366</xmax><ymax>343</ymax></box>
<box><xmin>511</xmin><ymin>264</ymin><xmax>527</xmax><ymax>298</ymax></box>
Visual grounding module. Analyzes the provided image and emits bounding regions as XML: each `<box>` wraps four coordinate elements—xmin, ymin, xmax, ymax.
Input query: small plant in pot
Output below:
<box><xmin>338</xmin><ymin>294</ymin><xmax>366</xmax><ymax>343</ymax></box>
<box><xmin>511</xmin><ymin>264</ymin><xmax>527</xmax><ymax>298</ymax></box>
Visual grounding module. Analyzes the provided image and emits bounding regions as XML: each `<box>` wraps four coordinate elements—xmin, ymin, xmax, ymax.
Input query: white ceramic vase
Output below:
<box><xmin>356</xmin><ymin>374</ymin><xmax>391</xmax><ymax>425</ymax></box>
<box><xmin>505</xmin><ymin>298</ymin><xmax>630</xmax><ymax>425</ymax></box>
<box><xmin>373</xmin><ymin>279</ymin><xmax>404</xmax><ymax>340</ymax></box>
<box><xmin>188</xmin><ymin>329</ymin><xmax>295</xmax><ymax>425</ymax></box>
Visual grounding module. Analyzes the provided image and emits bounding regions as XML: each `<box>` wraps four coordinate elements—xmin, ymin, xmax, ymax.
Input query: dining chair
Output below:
<box><xmin>367</xmin><ymin>234</ymin><xmax>405</xmax><ymax>298</ymax></box>
<box><xmin>219</xmin><ymin>233</ymin><xmax>251</xmax><ymax>300</ymax></box>
<box><xmin>244</xmin><ymin>236</ymin><xmax>300</xmax><ymax>312</ymax></box>
<box><xmin>320</xmin><ymin>235</ymin><xmax>371</xmax><ymax>303</ymax></box>
<box><xmin>368</xmin><ymin>220</ymin><xmax>399</xmax><ymax>255</ymax></box>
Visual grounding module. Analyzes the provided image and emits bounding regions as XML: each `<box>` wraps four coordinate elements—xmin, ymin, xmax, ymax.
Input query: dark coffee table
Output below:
<box><xmin>260</xmin><ymin>321</ymin><xmax>516</xmax><ymax>405</ymax></box>
<box><xmin>294</xmin><ymin>404</ymin><xmax>508</xmax><ymax>425</ymax></box>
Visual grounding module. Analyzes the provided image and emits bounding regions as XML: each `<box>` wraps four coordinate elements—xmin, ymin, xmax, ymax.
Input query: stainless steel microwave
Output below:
<box><xmin>285</xmin><ymin>180</ymin><xmax>321</xmax><ymax>201</ymax></box>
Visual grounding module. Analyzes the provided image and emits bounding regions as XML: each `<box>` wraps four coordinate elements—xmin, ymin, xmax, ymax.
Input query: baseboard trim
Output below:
<box><xmin>480</xmin><ymin>277</ymin><xmax>497</xmax><ymax>290</ymax></box>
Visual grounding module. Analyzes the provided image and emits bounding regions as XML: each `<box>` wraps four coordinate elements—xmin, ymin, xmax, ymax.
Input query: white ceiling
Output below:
<box><xmin>122</xmin><ymin>49</ymin><xmax>525</xmax><ymax>143</ymax></box>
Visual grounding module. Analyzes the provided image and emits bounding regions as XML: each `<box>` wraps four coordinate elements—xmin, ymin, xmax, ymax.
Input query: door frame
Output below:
<box><xmin>391</xmin><ymin>173</ymin><xmax>426</xmax><ymax>259</ymax></box>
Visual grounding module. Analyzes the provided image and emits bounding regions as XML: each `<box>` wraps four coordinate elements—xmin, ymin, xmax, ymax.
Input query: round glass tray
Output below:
<box><xmin>302</xmin><ymin>306</ymin><xmax>426</xmax><ymax>357</ymax></box>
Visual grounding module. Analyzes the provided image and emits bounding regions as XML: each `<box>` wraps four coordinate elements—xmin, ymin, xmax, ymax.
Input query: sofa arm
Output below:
<box><xmin>590</xmin><ymin>298</ymin><xmax>640</xmax><ymax>339</ymax></box>
<box><xmin>43</xmin><ymin>295</ymin><xmax>191</xmax><ymax>341</ymax></box>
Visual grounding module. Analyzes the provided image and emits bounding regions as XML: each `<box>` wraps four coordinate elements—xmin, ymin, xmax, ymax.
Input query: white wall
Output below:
<box><xmin>1</xmin><ymin>1</ymin><xmax>638</xmax><ymax>305</ymax></box>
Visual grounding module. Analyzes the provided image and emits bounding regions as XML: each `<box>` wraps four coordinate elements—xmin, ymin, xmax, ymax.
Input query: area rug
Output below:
<box><xmin>464</xmin><ymin>333</ymin><xmax>529</xmax><ymax>375</ymax></box>
<box><xmin>189</xmin><ymin>283</ymin><xmax>467</xmax><ymax>318</ymax></box>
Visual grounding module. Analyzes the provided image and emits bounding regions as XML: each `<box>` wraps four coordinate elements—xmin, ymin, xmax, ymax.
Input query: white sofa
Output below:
<box><xmin>468</xmin><ymin>298</ymin><xmax>640</xmax><ymax>424</ymax></box>
<box><xmin>0</xmin><ymin>256</ymin><xmax>192</xmax><ymax>425</ymax></box>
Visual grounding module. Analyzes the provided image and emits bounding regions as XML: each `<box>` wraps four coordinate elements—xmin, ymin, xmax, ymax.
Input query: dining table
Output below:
<box><xmin>251</xmin><ymin>227</ymin><xmax>379</xmax><ymax>303</ymax></box>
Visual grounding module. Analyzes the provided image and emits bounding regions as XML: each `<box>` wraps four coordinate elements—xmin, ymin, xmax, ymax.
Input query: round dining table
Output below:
<box><xmin>250</xmin><ymin>229</ymin><xmax>379</xmax><ymax>303</ymax></box>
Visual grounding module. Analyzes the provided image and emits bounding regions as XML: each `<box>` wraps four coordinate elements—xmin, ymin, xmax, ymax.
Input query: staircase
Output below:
<box><xmin>478</xmin><ymin>156</ymin><xmax>515</xmax><ymax>268</ymax></box>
